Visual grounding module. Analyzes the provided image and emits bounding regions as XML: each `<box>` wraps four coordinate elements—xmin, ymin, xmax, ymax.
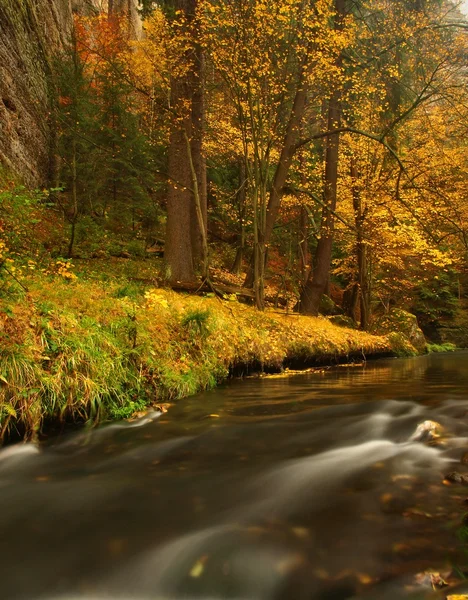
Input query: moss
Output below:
<box><xmin>385</xmin><ymin>332</ymin><xmax>418</xmax><ymax>357</ymax></box>
<box><xmin>372</xmin><ymin>309</ymin><xmax>427</xmax><ymax>354</ymax></box>
<box><xmin>427</xmin><ymin>342</ymin><xmax>457</xmax><ymax>353</ymax></box>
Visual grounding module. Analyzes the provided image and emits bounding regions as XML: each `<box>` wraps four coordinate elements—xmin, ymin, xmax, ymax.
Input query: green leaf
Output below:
<box><xmin>2</xmin><ymin>404</ymin><xmax>16</xmax><ymax>417</ymax></box>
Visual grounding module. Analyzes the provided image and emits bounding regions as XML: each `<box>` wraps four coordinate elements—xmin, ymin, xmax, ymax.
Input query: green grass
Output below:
<box><xmin>427</xmin><ymin>342</ymin><xmax>458</xmax><ymax>353</ymax></box>
<box><xmin>0</xmin><ymin>273</ymin><xmax>424</xmax><ymax>444</ymax></box>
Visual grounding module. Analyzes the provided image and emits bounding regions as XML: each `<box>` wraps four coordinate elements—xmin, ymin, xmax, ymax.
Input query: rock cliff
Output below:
<box><xmin>0</xmin><ymin>0</ymin><xmax>141</xmax><ymax>186</ymax></box>
<box><xmin>0</xmin><ymin>0</ymin><xmax>72</xmax><ymax>185</ymax></box>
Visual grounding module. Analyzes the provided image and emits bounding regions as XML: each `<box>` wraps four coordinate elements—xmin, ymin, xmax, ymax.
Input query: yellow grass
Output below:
<box><xmin>0</xmin><ymin>277</ymin><xmax>417</xmax><ymax>443</ymax></box>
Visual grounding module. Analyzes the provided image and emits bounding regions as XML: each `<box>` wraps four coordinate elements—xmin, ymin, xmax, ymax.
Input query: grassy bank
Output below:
<box><xmin>0</xmin><ymin>272</ymin><xmax>421</xmax><ymax>444</ymax></box>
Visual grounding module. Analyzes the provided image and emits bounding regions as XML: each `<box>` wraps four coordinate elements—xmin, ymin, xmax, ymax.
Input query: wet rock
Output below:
<box><xmin>410</xmin><ymin>420</ymin><xmax>443</xmax><ymax>443</ymax></box>
<box><xmin>444</xmin><ymin>472</ymin><xmax>468</xmax><ymax>485</ymax></box>
<box><xmin>414</xmin><ymin>570</ymin><xmax>448</xmax><ymax>590</ymax></box>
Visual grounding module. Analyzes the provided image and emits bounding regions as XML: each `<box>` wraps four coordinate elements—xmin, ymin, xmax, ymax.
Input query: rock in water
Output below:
<box><xmin>410</xmin><ymin>420</ymin><xmax>443</xmax><ymax>443</ymax></box>
<box><xmin>444</xmin><ymin>472</ymin><xmax>468</xmax><ymax>485</ymax></box>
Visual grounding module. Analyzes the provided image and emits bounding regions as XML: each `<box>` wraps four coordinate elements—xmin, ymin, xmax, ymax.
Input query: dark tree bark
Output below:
<box><xmin>350</xmin><ymin>157</ymin><xmax>370</xmax><ymax>329</ymax></box>
<box><xmin>164</xmin><ymin>0</ymin><xmax>207</xmax><ymax>284</ymax></box>
<box><xmin>231</xmin><ymin>160</ymin><xmax>247</xmax><ymax>275</ymax></box>
<box><xmin>343</xmin><ymin>283</ymin><xmax>359</xmax><ymax>321</ymax></box>
<box><xmin>165</xmin><ymin>75</ymin><xmax>196</xmax><ymax>283</ymax></box>
<box><xmin>298</xmin><ymin>206</ymin><xmax>309</xmax><ymax>284</ymax></box>
<box><xmin>299</xmin><ymin>0</ymin><xmax>346</xmax><ymax>315</ymax></box>
<box><xmin>299</xmin><ymin>89</ymin><xmax>341</xmax><ymax>314</ymax></box>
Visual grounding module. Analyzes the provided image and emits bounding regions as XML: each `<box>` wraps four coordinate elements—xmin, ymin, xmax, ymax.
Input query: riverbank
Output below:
<box><xmin>0</xmin><ymin>273</ymin><xmax>427</xmax><ymax>444</ymax></box>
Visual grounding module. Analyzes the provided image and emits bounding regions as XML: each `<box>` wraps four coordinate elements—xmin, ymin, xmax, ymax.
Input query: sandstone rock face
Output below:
<box><xmin>0</xmin><ymin>0</ymin><xmax>141</xmax><ymax>186</ymax></box>
<box><xmin>0</xmin><ymin>0</ymin><xmax>72</xmax><ymax>185</ymax></box>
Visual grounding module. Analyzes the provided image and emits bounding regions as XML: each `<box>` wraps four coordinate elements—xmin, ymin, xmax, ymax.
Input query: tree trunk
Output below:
<box><xmin>243</xmin><ymin>84</ymin><xmax>307</xmax><ymax>289</ymax></box>
<box><xmin>67</xmin><ymin>137</ymin><xmax>78</xmax><ymax>258</ymax></box>
<box><xmin>164</xmin><ymin>76</ymin><xmax>196</xmax><ymax>283</ymax></box>
<box><xmin>350</xmin><ymin>157</ymin><xmax>369</xmax><ymax>329</ymax></box>
<box><xmin>298</xmin><ymin>206</ymin><xmax>309</xmax><ymax>284</ymax></box>
<box><xmin>190</xmin><ymin>43</ymin><xmax>207</xmax><ymax>270</ymax></box>
<box><xmin>231</xmin><ymin>160</ymin><xmax>247</xmax><ymax>275</ymax></box>
<box><xmin>299</xmin><ymin>0</ymin><xmax>345</xmax><ymax>315</ymax></box>
<box><xmin>343</xmin><ymin>283</ymin><xmax>359</xmax><ymax>321</ymax></box>
<box><xmin>299</xmin><ymin>89</ymin><xmax>341</xmax><ymax>314</ymax></box>
<box><xmin>164</xmin><ymin>0</ymin><xmax>205</xmax><ymax>284</ymax></box>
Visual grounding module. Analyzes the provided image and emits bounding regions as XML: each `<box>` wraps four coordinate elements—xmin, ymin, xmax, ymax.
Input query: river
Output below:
<box><xmin>2</xmin><ymin>352</ymin><xmax>468</xmax><ymax>600</ymax></box>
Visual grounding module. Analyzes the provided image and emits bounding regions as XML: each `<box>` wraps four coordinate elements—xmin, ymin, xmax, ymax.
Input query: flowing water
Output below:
<box><xmin>3</xmin><ymin>352</ymin><xmax>468</xmax><ymax>600</ymax></box>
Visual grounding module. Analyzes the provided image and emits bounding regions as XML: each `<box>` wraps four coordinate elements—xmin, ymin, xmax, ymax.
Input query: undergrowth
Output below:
<box><xmin>427</xmin><ymin>342</ymin><xmax>458</xmax><ymax>353</ymax></box>
<box><xmin>0</xmin><ymin>275</ymin><xmax>410</xmax><ymax>444</ymax></box>
<box><xmin>0</xmin><ymin>180</ymin><xmax>425</xmax><ymax>444</ymax></box>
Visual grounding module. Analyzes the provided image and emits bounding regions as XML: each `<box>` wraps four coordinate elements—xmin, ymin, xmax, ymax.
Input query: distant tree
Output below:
<box><xmin>55</xmin><ymin>14</ymin><xmax>155</xmax><ymax>255</ymax></box>
<box><xmin>55</xmin><ymin>24</ymin><xmax>97</xmax><ymax>257</ymax></box>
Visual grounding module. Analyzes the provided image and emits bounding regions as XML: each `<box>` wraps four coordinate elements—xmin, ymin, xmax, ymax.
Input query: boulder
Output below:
<box><xmin>373</xmin><ymin>309</ymin><xmax>427</xmax><ymax>354</ymax></box>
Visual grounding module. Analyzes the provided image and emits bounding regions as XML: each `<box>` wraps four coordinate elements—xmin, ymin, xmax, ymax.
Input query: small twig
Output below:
<box><xmin>0</xmin><ymin>262</ymin><xmax>29</xmax><ymax>292</ymax></box>
<box><xmin>204</xmin><ymin>277</ymin><xmax>237</xmax><ymax>317</ymax></box>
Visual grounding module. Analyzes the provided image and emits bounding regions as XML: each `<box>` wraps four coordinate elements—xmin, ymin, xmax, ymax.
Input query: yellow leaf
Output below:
<box><xmin>189</xmin><ymin>555</ymin><xmax>208</xmax><ymax>578</ymax></box>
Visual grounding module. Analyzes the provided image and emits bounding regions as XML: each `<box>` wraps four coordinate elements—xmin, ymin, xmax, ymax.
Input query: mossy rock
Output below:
<box><xmin>373</xmin><ymin>309</ymin><xmax>427</xmax><ymax>354</ymax></box>
<box><xmin>328</xmin><ymin>315</ymin><xmax>357</xmax><ymax>329</ymax></box>
<box><xmin>437</xmin><ymin>304</ymin><xmax>468</xmax><ymax>347</ymax></box>
<box><xmin>319</xmin><ymin>294</ymin><xmax>342</xmax><ymax>316</ymax></box>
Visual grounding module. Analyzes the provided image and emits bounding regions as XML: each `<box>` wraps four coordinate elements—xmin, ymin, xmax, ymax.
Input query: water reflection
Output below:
<box><xmin>1</xmin><ymin>353</ymin><xmax>468</xmax><ymax>599</ymax></box>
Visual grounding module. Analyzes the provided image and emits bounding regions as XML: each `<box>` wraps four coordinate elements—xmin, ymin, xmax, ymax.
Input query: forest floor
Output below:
<box><xmin>0</xmin><ymin>256</ymin><xmax>429</xmax><ymax>444</ymax></box>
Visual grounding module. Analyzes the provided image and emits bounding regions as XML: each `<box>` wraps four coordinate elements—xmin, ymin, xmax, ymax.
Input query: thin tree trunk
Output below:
<box><xmin>67</xmin><ymin>138</ymin><xmax>78</xmax><ymax>258</ymax></box>
<box><xmin>243</xmin><ymin>84</ymin><xmax>307</xmax><ymax>288</ymax></box>
<box><xmin>343</xmin><ymin>283</ymin><xmax>359</xmax><ymax>321</ymax></box>
<box><xmin>350</xmin><ymin>157</ymin><xmax>369</xmax><ymax>329</ymax></box>
<box><xmin>298</xmin><ymin>206</ymin><xmax>309</xmax><ymax>284</ymax></box>
<box><xmin>231</xmin><ymin>160</ymin><xmax>247</xmax><ymax>275</ymax></box>
<box><xmin>190</xmin><ymin>43</ymin><xmax>207</xmax><ymax>269</ymax></box>
<box><xmin>185</xmin><ymin>130</ymin><xmax>208</xmax><ymax>278</ymax></box>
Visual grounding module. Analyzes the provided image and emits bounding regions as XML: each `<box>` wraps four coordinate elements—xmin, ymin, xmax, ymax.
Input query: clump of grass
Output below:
<box><xmin>113</xmin><ymin>283</ymin><xmax>143</xmax><ymax>300</ymax></box>
<box><xmin>427</xmin><ymin>342</ymin><xmax>457</xmax><ymax>353</ymax></box>
<box><xmin>181</xmin><ymin>308</ymin><xmax>211</xmax><ymax>338</ymax></box>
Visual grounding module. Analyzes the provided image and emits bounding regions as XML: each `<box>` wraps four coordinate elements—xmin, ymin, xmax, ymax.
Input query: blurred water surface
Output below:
<box><xmin>2</xmin><ymin>352</ymin><xmax>468</xmax><ymax>600</ymax></box>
